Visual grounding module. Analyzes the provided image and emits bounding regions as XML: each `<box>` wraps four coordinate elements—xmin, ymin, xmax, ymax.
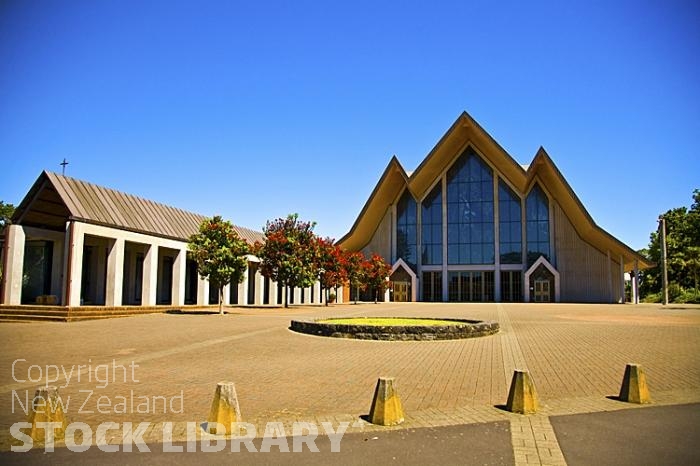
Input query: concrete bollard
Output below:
<box><xmin>506</xmin><ymin>370</ymin><xmax>539</xmax><ymax>414</ymax></box>
<box><xmin>618</xmin><ymin>363</ymin><xmax>651</xmax><ymax>404</ymax></box>
<box><xmin>27</xmin><ymin>386</ymin><xmax>68</xmax><ymax>442</ymax></box>
<box><xmin>207</xmin><ymin>382</ymin><xmax>242</xmax><ymax>434</ymax></box>
<box><xmin>369</xmin><ymin>377</ymin><xmax>405</xmax><ymax>426</ymax></box>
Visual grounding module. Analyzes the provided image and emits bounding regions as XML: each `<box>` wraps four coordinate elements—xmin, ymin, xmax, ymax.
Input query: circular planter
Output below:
<box><xmin>290</xmin><ymin>317</ymin><xmax>499</xmax><ymax>341</ymax></box>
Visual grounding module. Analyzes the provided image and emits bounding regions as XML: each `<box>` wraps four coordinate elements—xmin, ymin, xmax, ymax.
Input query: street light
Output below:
<box><xmin>658</xmin><ymin>215</ymin><xmax>669</xmax><ymax>305</ymax></box>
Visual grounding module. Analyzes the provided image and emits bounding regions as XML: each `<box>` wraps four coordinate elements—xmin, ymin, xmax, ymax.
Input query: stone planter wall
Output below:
<box><xmin>290</xmin><ymin>318</ymin><xmax>499</xmax><ymax>341</ymax></box>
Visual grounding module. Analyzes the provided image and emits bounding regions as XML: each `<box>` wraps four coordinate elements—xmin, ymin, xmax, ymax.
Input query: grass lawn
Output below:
<box><xmin>317</xmin><ymin>317</ymin><xmax>467</xmax><ymax>326</ymax></box>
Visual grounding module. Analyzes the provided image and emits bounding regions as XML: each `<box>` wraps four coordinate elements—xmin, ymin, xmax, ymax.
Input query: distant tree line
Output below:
<box><xmin>638</xmin><ymin>189</ymin><xmax>700</xmax><ymax>303</ymax></box>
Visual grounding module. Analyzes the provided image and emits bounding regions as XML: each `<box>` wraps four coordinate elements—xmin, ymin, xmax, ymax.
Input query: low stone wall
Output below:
<box><xmin>290</xmin><ymin>318</ymin><xmax>499</xmax><ymax>341</ymax></box>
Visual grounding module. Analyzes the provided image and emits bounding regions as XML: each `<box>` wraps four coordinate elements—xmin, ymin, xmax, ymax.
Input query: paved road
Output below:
<box><xmin>0</xmin><ymin>422</ymin><xmax>514</xmax><ymax>465</ymax></box>
<box><xmin>2</xmin><ymin>404</ymin><xmax>699</xmax><ymax>465</ymax></box>
<box><xmin>551</xmin><ymin>403</ymin><xmax>700</xmax><ymax>466</ymax></box>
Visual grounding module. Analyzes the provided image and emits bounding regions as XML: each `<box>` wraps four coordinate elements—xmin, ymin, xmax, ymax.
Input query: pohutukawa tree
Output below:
<box><xmin>255</xmin><ymin>214</ymin><xmax>319</xmax><ymax>308</ymax></box>
<box><xmin>345</xmin><ymin>251</ymin><xmax>366</xmax><ymax>304</ymax></box>
<box><xmin>363</xmin><ymin>253</ymin><xmax>392</xmax><ymax>303</ymax></box>
<box><xmin>317</xmin><ymin>237</ymin><xmax>347</xmax><ymax>306</ymax></box>
<box><xmin>188</xmin><ymin>216</ymin><xmax>249</xmax><ymax>315</ymax></box>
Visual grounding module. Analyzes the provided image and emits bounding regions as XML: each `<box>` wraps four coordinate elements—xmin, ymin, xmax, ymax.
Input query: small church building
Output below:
<box><xmin>1</xmin><ymin>171</ymin><xmax>328</xmax><ymax>309</ymax></box>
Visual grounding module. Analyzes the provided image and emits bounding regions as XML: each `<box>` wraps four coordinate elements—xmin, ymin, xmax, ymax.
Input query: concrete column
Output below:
<box><xmin>172</xmin><ymin>248</ymin><xmax>186</xmax><ymax>306</ymax></box>
<box><xmin>607</xmin><ymin>250</ymin><xmax>613</xmax><ymax>304</ymax></box>
<box><xmin>105</xmin><ymin>238</ymin><xmax>125</xmax><ymax>306</ymax></box>
<box><xmin>2</xmin><ymin>224</ymin><xmax>26</xmax><ymax>305</ymax></box>
<box><xmin>337</xmin><ymin>286</ymin><xmax>343</xmax><ymax>303</ymax></box>
<box><xmin>293</xmin><ymin>287</ymin><xmax>301</xmax><ymax>304</ymax></box>
<box><xmin>313</xmin><ymin>282</ymin><xmax>321</xmax><ymax>304</ymax></box>
<box><xmin>239</xmin><ymin>265</ymin><xmax>249</xmax><ymax>306</ymax></box>
<box><xmin>269</xmin><ymin>280</ymin><xmax>278</xmax><ymax>306</ymax></box>
<box><xmin>142</xmin><ymin>244</ymin><xmax>158</xmax><ymax>306</ymax></box>
<box><xmin>66</xmin><ymin>223</ymin><xmax>85</xmax><ymax>307</ymax></box>
<box><xmin>254</xmin><ymin>270</ymin><xmax>264</xmax><ymax>305</ymax></box>
<box><xmin>197</xmin><ymin>275</ymin><xmax>209</xmax><ymax>305</ymax></box>
<box><xmin>633</xmin><ymin>260</ymin><xmax>639</xmax><ymax>304</ymax></box>
<box><xmin>222</xmin><ymin>284</ymin><xmax>230</xmax><ymax>305</ymax></box>
<box><xmin>619</xmin><ymin>255</ymin><xmax>625</xmax><ymax>304</ymax></box>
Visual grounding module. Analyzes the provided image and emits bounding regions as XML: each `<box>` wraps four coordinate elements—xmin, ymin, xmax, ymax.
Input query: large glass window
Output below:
<box><xmin>526</xmin><ymin>184</ymin><xmax>550</xmax><ymax>265</ymax></box>
<box><xmin>446</xmin><ymin>148</ymin><xmax>494</xmax><ymax>265</ymax></box>
<box><xmin>396</xmin><ymin>190</ymin><xmax>417</xmax><ymax>270</ymax></box>
<box><xmin>422</xmin><ymin>271</ymin><xmax>442</xmax><ymax>302</ymax></box>
<box><xmin>421</xmin><ymin>183</ymin><xmax>442</xmax><ymax>265</ymax></box>
<box><xmin>501</xmin><ymin>271</ymin><xmax>522</xmax><ymax>302</ymax></box>
<box><xmin>498</xmin><ymin>180</ymin><xmax>522</xmax><ymax>264</ymax></box>
<box><xmin>448</xmin><ymin>271</ymin><xmax>494</xmax><ymax>302</ymax></box>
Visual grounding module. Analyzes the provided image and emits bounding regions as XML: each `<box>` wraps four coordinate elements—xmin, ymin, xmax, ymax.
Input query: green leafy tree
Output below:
<box><xmin>0</xmin><ymin>200</ymin><xmax>14</xmax><ymax>232</ymax></box>
<box><xmin>255</xmin><ymin>214</ymin><xmax>319</xmax><ymax>308</ymax></box>
<box><xmin>0</xmin><ymin>201</ymin><xmax>14</xmax><ymax>282</ymax></box>
<box><xmin>188</xmin><ymin>216</ymin><xmax>249</xmax><ymax>315</ymax></box>
<box><xmin>362</xmin><ymin>253</ymin><xmax>392</xmax><ymax>303</ymax></box>
<box><xmin>639</xmin><ymin>189</ymin><xmax>700</xmax><ymax>300</ymax></box>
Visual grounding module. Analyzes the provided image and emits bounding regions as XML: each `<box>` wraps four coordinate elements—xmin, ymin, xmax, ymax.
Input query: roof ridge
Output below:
<box><xmin>45</xmin><ymin>170</ymin><xmax>261</xmax><ymax>236</ymax></box>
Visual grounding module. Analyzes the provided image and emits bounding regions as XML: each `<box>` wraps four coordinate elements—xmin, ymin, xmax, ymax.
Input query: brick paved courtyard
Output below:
<box><xmin>1</xmin><ymin>302</ymin><xmax>699</xmax><ymax>463</ymax></box>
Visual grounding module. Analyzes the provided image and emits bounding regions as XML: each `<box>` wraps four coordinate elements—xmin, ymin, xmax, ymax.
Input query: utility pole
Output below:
<box><xmin>659</xmin><ymin>215</ymin><xmax>669</xmax><ymax>305</ymax></box>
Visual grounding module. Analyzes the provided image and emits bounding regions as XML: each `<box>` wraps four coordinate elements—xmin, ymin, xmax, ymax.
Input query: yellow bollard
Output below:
<box><xmin>207</xmin><ymin>382</ymin><xmax>242</xmax><ymax>434</ymax></box>
<box><xmin>369</xmin><ymin>377</ymin><xmax>405</xmax><ymax>426</ymax></box>
<box><xmin>618</xmin><ymin>363</ymin><xmax>651</xmax><ymax>404</ymax></box>
<box><xmin>27</xmin><ymin>386</ymin><xmax>68</xmax><ymax>442</ymax></box>
<box><xmin>506</xmin><ymin>370</ymin><xmax>539</xmax><ymax>414</ymax></box>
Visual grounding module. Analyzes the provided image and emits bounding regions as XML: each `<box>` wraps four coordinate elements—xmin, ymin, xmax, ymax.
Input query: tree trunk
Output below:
<box><xmin>324</xmin><ymin>287</ymin><xmax>329</xmax><ymax>306</ymax></box>
<box><xmin>284</xmin><ymin>284</ymin><xmax>289</xmax><ymax>308</ymax></box>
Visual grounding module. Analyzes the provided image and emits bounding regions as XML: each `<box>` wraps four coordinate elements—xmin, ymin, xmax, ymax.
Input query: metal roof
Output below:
<box><xmin>13</xmin><ymin>171</ymin><xmax>264</xmax><ymax>244</ymax></box>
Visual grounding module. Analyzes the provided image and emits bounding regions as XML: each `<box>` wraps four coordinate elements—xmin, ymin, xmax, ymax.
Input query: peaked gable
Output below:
<box><xmin>338</xmin><ymin>112</ymin><xmax>651</xmax><ymax>270</ymax></box>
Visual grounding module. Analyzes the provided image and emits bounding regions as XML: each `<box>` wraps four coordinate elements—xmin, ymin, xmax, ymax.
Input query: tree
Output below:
<box><xmin>0</xmin><ymin>201</ymin><xmax>14</xmax><ymax>282</ymax></box>
<box><xmin>345</xmin><ymin>251</ymin><xmax>365</xmax><ymax>304</ymax></box>
<box><xmin>639</xmin><ymin>189</ymin><xmax>700</xmax><ymax>301</ymax></box>
<box><xmin>188</xmin><ymin>216</ymin><xmax>249</xmax><ymax>315</ymax></box>
<box><xmin>0</xmin><ymin>200</ymin><xmax>14</xmax><ymax>233</ymax></box>
<box><xmin>362</xmin><ymin>253</ymin><xmax>392</xmax><ymax>303</ymax></box>
<box><xmin>316</xmin><ymin>237</ymin><xmax>347</xmax><ymax>306</ymax></box>
<box><xmin>255</xmin><ymin>214</ymin><xmax>319</xmax><ymax>308</ymax></box>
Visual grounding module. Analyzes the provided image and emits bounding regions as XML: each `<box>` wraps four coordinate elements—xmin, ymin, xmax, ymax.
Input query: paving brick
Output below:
<box><xmin>0</xmin><ymin>302</ymin><xmax>698</xmax><ymax>462</ymax></box>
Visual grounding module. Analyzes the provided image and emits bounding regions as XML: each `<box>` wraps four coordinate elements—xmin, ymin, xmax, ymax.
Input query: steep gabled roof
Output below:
<box><xmin>337</xmin><ymin>157</ymin><xmax>408</xmax><ymax>251</ymax></box>
<box><xmin>12</xmin><ymin>171</ymin><xmax>264</xmax><ymax>244</ymax></box>
<box><xmin>338</xmin><ymin>111</ymin><xmax>652</xmax><ymax>270</ymax></box>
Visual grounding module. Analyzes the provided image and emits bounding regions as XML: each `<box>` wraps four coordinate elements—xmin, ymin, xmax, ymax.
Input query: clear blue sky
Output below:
<box><xmin>1</xmin><ymin>0</ymin><xmax>698</xmax><ymax>250</ymax></box>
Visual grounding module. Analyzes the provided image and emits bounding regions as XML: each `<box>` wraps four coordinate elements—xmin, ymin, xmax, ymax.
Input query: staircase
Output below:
<box><xmin>0</xmin><ymin>305</ymin><xmax>169</xmax><ymax>322</ymax></box>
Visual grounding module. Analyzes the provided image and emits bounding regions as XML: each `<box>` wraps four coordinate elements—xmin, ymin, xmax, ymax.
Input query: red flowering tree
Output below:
<box><xmin>363</xmin><ymin>253</ymin><xmax>392</xmax><ymax>303</ymax></box>
<box><xmin>345</xmin><ymin>251</ymin><xmax>366</xmax><ymax>304</ymax></box>
<box><xmin>317</xmin><ymin>237</ymin><xmax>347</xmax><ymax>306</ymax></box>
<box><xmin>188</xmin><ymin>216</ymin><xmax>249</xmax><ymax>315</ymax></box>
<box><xmin>255</xmin><ymin>214</ymin><xmax>319</xmax><ymax>308</ymax></box>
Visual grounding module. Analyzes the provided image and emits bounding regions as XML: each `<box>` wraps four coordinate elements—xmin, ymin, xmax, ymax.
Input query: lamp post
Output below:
<box><xmin>659</xmin><ymin>215</ymin><xmax>669</xmax><ymax>305</ymax></box>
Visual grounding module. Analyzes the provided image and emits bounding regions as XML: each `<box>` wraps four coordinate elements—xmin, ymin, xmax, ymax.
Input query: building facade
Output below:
<box><xmin>0</xmin><ymin>171</ymin><xmax>330</xmax><ymax>308</ymax></box>
<box><xmin>338</xmin><ymin>112</ymin><xmax>651</xmax><ymax>303</ymax></box>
